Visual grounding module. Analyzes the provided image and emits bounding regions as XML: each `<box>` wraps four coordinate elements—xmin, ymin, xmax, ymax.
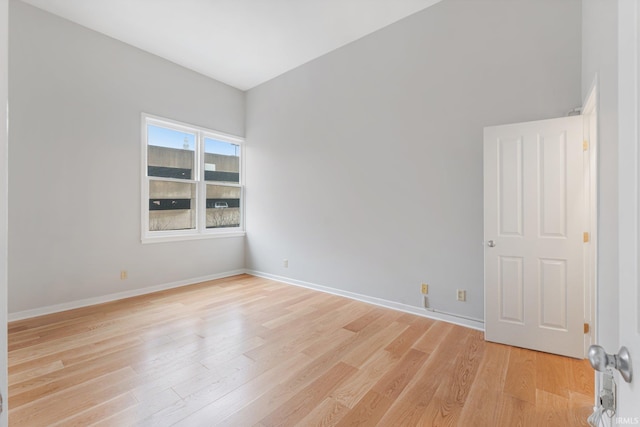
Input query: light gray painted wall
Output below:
<box><xmin>1</xmin><ymin>0</ymin><xmax>8</xmax><ymax>421</ymax></box>
<box><xmin>581</xmin><ymin>0</ymin><xmax>619</xmax><ymax>352</ymax></box>
<box><xmin>8</xmin><ymin>0</ymin><xmax>245</xmax><ymax>314</ymax></box>
<box><xmin>245</xmin><ymin>0</ymin><xmax>582</xmax><ymax>320</ymax></box>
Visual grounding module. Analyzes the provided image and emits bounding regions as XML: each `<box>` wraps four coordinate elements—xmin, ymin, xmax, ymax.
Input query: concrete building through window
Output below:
<box><xmin>143</xmin><ymin>114</ymin><xmax>243</xmax><ymax>240</ymax></box>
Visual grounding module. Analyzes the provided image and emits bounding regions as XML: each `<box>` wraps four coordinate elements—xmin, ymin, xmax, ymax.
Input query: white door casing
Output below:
<box><xmin>581</xmin><ymin>84</ymin><xmax>602</xmax><ymax>416</ymax></box>
<box><xmin>0</xmin><ymin>0</ymin><xmax>8</xmax><ymax>423</ymax></box>
<box><xmin>617</xmin><ymin>0</ymin><xmax>640</xmax><ymax>419</ymax></box>
<box><xmin>582</xmin><ymin>88</ymin><xmax>598</xmax><ymax>358</ymax></box>
<box><xmin>484</xmin><ymin>116</ymin><xmax>585</xmax><ymax>359</ymax></box>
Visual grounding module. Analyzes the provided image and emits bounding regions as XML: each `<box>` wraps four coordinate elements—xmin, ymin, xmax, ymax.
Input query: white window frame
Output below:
<box><xmin>141</xmin><ymin>113</ymin><xmax>245</xmax><ymax>243</ymax></box>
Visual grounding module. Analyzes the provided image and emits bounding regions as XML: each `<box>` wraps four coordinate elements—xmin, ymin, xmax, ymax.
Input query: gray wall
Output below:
<box><xmin>245</xmin><ymin>0</ymin><xmax>582</xmax><ymax>320</ymax></box>
<box><xmin>8</xmin><ymin>0</ymin><xmax>585</xmax><ymax>324</ymax></box>
<box><xmin>8</xmin><ymin>0</ymin><xmax>245</xmax><ymax>314</ymax></box>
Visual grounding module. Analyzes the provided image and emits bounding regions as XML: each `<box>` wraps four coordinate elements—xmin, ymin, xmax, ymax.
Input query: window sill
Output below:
<box><xmin>141</xmin><ymin>230</ymin><xmax>246</xmax><ymax>244</ymax></box>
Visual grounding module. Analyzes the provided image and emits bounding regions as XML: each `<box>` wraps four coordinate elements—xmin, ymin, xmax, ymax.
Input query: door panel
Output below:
<box><xmin>539</xmin><ymin>258</ymin><xmax>567</xmax><ymax>330</ymax></box>
<box><xmin>484</xmin><ymin>116</ymin><xmax>584</xmax><ymax>358</ymax></box>
<box><xmin>498</xmin><ymin>137</ymin><xmax>523</xmax><ymax>236</ymax></box>
<box><xmin>539</xmin><ymin>133</ymin><xmax>567</xmax><ymax>237</ymax></box>
<box><xmin>499</xmin><ymin>256</ymin><xmax>524</xmax><ymax>323</ymax></box>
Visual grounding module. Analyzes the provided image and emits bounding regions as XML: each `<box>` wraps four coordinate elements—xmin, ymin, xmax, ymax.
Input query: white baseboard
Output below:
<box><xmin>8</xmin><ymin>269</ymin><xmax>246</xmax><ymax>322</ymax></box>
<box><xmin>246</xmin><ymin>270</ymin><xmax>485</xmax><ymax>331</ymax></box>
<box><xmin>9</xmin><ymin>269</ymin><xmax>486</xmax><ymax>332</ymax></box>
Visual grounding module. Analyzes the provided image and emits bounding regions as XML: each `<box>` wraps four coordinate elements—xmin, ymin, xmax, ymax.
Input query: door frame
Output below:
<box><xmin>583</xmin><ymin>81</ymin><xmax>599</xmax><ymax>357</ymax></box>
<box><xmin>0</xmin><ymin>0</ymin><xmax>8</xmax><ymax>423</ymax></box>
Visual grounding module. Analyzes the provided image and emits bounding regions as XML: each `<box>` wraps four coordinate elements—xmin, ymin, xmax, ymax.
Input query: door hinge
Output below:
<box><xmin>584</xmin><ymin>323</ymin><xmax>590</xmax><ymax>334</ymax></box>
<box><xmin>584</xmin><ymin>232</ymin><xmax>590</xmax><ymax>243</ymax></box>
<box><xmin>583</xmin><ymin>140</ymin><xmax>589</xmax><ymax>151</ymax></box>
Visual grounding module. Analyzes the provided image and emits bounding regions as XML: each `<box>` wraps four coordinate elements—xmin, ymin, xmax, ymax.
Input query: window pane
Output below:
<box><xmin>206</xmin><ymin>185</ymin><xmax>241</xmax><ymax>228</ymax></box>
<box><xmin>149</xmin><ymin>180</ymin><xmax>196</xmax><ymax>231</ymax></box>
<box><xmin>148</xmin><ymin>125</ymin><xmax>196</xmax><ymax>179</ymax></box>
<box><xmin>204</xmin><ymin>137</ymin><xmax>240</xmax><ymax>183</ymax></box>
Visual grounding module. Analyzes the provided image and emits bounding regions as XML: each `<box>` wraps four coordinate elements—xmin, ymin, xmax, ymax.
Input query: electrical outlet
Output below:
<box><xmin>283</xmin><ymin>259</ymin><xmax>288</xmax><ymax>268</ymax></box>
<box><xmin>120</xmin><ymin>270</ymin><xmax>128</xmax><ymax>280</ymax></box>
<box><xmin>456</xmin><ymin>289</ymin><xmax>466</xmax><ymax>302</ymax></box>
<box><xmin>421</xmin><ymin>283</ymin><xmax>428</xmax><ymax>294</ymax></box>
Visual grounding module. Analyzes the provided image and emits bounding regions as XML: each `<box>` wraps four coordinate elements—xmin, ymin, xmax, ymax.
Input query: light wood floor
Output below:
<box><xmin>8</xmin><ymin>274</ymin><xmax>594</xmax><ymax>426</ymax></box>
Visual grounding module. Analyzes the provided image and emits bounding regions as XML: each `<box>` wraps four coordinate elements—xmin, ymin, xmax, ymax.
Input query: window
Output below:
<box><xmin>142</xmin><ymin>114</ymin><xmax>244</xmax><ymax>242</ymax></box>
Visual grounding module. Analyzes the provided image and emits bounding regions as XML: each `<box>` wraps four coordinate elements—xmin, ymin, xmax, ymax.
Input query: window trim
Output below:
<box><xmin>141</xmin><ymin>113</ymin><xmax>245</xmax><ymax>244</ymax></box>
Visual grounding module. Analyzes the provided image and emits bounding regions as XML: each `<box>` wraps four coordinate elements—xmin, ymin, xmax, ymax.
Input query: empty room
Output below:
<box><xmin>0</xmin><ymin>0</ymin><xmax>639</xmax><ymax>426</ymax></box>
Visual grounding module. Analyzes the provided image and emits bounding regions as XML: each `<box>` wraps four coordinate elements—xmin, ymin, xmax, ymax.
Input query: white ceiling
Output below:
<box><xmin>20</xmin><ymin>0</ymin><xmax>441</xmax><ymax>91</ymax></box>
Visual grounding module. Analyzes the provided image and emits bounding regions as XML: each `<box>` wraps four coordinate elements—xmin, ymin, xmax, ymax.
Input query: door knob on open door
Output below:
<box><xmin>487</xmin><ymin>240</ymin><xmax>496</xmax><ymax>247</ymax></box>
<box><xmin>588</xmin><ymin>345</ymin><xmax>633</xmax><ymax>383</ymax></box>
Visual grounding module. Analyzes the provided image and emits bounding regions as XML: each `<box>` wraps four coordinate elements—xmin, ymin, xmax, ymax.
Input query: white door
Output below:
<box><xmin>0</xmin><ymin>0</ymin><xmax>8</xmax><ymax>424</ymax></box>
<box><xmin>484</xmin><ymin>116</ymin><xmax>585</xmax><ymax>359</ymax></box>
<box><xmin>617</xmin><ymin>0</ymin><xmax>640</xmax><ymax>417</ymax></box>
<box><xmin>0</xmin><ymin>0</ymin><xmax>8</xmax><ymax>423</ymax></box>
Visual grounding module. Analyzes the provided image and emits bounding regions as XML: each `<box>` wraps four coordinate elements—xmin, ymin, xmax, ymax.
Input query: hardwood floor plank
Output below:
<box><xmin>336</xmin><ymin>310</ymin><xmax>404</xmax><ymax>366</ymax></box>
<box><xmin>8</xmin><ymin>359</ymin><xmax>64</xmax><ymax>387</ymax></box>
<box><xmin>51</xmin><ymin>391</ymin><xmax>137</xmax><ymax>427</ymax></box>
<box><xmin>296</xmin><ymin>397</ymin><xmax>351</xmax><ymax>427</ymax></box>
<box><xmin>7</xmin><ymin>274</ymin><xmax>594</xmax><ymax>426</ymax></box>
<box><xmin>496</xmin><ymin>394</ymin><xmax>536</xmax><ymax>427</ymax></box>
<box><xmin>571</xmin><ymin>359</ymin><xmax>596</xmax><ymax>396</ymax></box>
<box><xmin>457</xmin><ymin>341</ymin><xmax>510</xmax><ymax>425</ymax></box>
<box><xmin>411</xmin><ymin>320</ymin><xmax>453</xmax><ymax>354</ymax></box>
<box><xmin>10</xmin><ymin>367</ymin><xmax>139</xmax><ymax>426</ymax></box>
<box><xmin>569</xmin><ymin>391</ymin><xmax>594</xmax><ymax>427</ymax></box>
<box><xmin>504</xmin><ymin>346</ymin><xmax>538</xmax><ymax>404</ymax></box>
<box><xmin>258</xmin><ymin>362</ymin><xmax>357</xmax><ymax>427</ymax></box>
<box><xmin>173</xmin><ymin>354</ymin><xmax>254</xmax><ymax>399</ymax></box>
<box><xmin>92</xmin><ymin>385</ymin><xmax>183</xmax><ymax>427</ymax></box>
<box><xmin>334</xmin><ymin>390</ymin><xmax>392</xmax><ymax>427</ymax></box>
<box><xmin>536</xmin><ymin>351</ymin><xmax>572</xmax><ymax>398</ymax></box>
<box><xmin>342</xmin><ymin>308</ymin><xmax>387</xmax><ymax>332</ymax></box>
<box><xmin>131</xmin><ymin>361</ymin><xmax>211</xmax><ymax>401</ymax></box>
<box><xmin>10</xmin><ymin>346</ymin><xmax>144</xmax><ymax>409</ymax></box>
<box><xmin>246</xmin><ymin>302</ymin><xmax>361</xmax><ymax>364</ymax></box>
<box><xmin>384</xmin><ymin>324</ymin><xmax>428</xmax><ymax>358</ymax></box>
<box><xmin>372</xmin><ymin>348</ymin><xmax>429</xmax><ymax>400</ymax></box>
<box><xmin>301</xmin><ymin>327</ymin><xmax>355</xmax><ymax>358</ymax></box>
<box><xmin>337</xmin><ymin>348</ymin><xmax>429</xmax><ymax>426</ymax></box>
<box><xmin>209</xmin><ymin>313</ymin><xmax>404</xmax><ymax>426</ymax></box>
<box><xmin>197</xmin><ymin>335</ymin><xmax>265</xmax><ymax>370</ymax></box>
<box><xmin>338</xmin><ymin>321</ymin><xmax>407</xmax><ymax>367</ymax></box>
<box><xmin>534</xmin><ymin>389</ymin><xmax>572</xmax><ymax>426</ymax></box>
<box><xmin>331</xmin><ymin>350</ymin><xmax>399</xmax><ymax>409</ymax></box>
<box><xmin>219</xmin><ymin>356</ymin><xmax>355</xmax><ymax>424</ymax></box>
<box><xmin>169</xmin><ymin>352</ymin><xmax>314</xmax><ymax>426</ymax></box>
<box><xmin>407</xmin><ymin>315</ymin><xmax>436</xmax><ymax>330</ymax></box>
<box><xmin>377</xmin><ymin>325</ymin><xmax>473</xmax><ymax>426</ymax></box>
<box><xmin>416</xmin><ymin>329</ymin><xmax>485</xmax><ymax>426</ymax></box>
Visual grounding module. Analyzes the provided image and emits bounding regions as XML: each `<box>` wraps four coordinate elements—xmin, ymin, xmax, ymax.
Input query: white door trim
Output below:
<box><xmin>617</xmin><ymin>0</ymin><xmax>640</xmax><ymax>417</ymax></box>
<box><xmin>0</xmin><ymin>0</ymin><xmax>8</xmax><ymax>423</ymax></box>
<box><xmin>582</xmin><ymin>82</ymin><xmax>598</xmax><ymax>355</ymax></box>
